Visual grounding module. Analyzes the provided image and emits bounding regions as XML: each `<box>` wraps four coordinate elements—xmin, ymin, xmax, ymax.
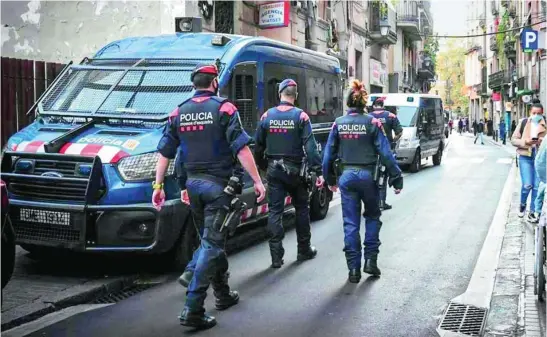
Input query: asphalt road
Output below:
<box><xmin>20</xmin><ymin>134</ymin><xmax>513</xmax><ymax>337</ymax></box>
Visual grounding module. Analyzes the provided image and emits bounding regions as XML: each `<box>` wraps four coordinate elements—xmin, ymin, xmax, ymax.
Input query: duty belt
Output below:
<box><xmin>187</xmin><ymin>173</ymin><xmax>229</xmax><ymax>186</ymax></box>
<box><xmin>341</xmin><ymin>164</ymin><xmax>376</xmax><ymax>171</ymax></box>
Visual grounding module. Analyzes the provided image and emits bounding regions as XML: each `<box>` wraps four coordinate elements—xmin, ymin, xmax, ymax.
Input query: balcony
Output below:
<box><xmin>417</xmin><ymin>57</ymin><xmax>435</xmax><ymax>80</ymax></box>
<box><xmin>488</xmin><ymin>69</ymin><xmax>512</xmax><ymax>89</ymax></box>
<box><xmin>369</xmin><ymin>1</ymin><xmax>398</xmax><ymax>45</ymax></box>
<box><xmin>508</xmin><ymin>3</ymin><xmax>516</xmax><ymax>17</ymax></box>
<box><xmin>490</xmin><ymin>35</ymin><xmax>498</xmax><ymax>51</ymax></box>
<box><xmin>481</xmin><ymin>67</ymin><xmax>488</xmax><ymax>95</ymax></box>
<box><xmin>504</xmin><ymin>39</ymin><xmax>516</xmax><ymax>59</ymax></box>
<box><xmin>465</xmin><ymin>43</ymin><xmax>481</xmax><ymax>55</ymax></box>
<box><xmin>478</xmin><ymin>53</ymin><xmax>487</xmax><ymax>62</ymax></box>
<box><xmin>396</xmin><ymin>1</ymin><xmax>421</xmax><ymax>41</ymax></box>
<box><xmin>501</xmin><ymin>0</ymin><xmax>509</xmax><ymax>8</ymax></box>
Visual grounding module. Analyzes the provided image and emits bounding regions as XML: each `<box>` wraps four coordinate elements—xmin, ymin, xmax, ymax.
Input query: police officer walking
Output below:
<box><xmin>322</xmin><ymin>80</ymin><xmax>403</xmax><ymax>283</ymax></box>
<box><xmin>152</xmin><ymin>63</ymin><xmax>266</xmax><ymax>329</ymax></box>
<box><xmin>369</xmin><ymin>97</ymin><xmax>403</xmax><ymax>211</ymax></box>
<box><xmin>254</xmin><ymin>79</ymin><xmax>325</xmax><ymax>268</ymax></box>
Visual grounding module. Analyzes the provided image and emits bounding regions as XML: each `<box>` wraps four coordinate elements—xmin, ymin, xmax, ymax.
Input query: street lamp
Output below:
<box><xmin>380</xmin><ymin>22</ymin><xmax>390</xmax><ymax>37</ymax></box>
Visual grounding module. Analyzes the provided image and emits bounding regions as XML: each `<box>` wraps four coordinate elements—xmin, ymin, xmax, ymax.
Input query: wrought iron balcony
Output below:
<box><xmin>490</xmin><ymin>35</ymin><xmax>498</xmax><ymax>51</ymax></box>
<box><xmin>488</xmin><ymin>69</ymin><xmax>512</xmax><ymax>89</ymax></box>
<box><xmin>501</xmin><ymin>0</ymin><xmax>509</xmax><ymax>8</ymax></box>
<box><xmin>369</xmin><ymin>1</ymin><xmax>398</xmax><ymax>45</ymax></box>
<box><xmin>479</xmin><ymin>14</ymin><xmax>486</xmax><ymax>29</ymax></box>
<box><xmin>396</xmin><ymin>1</ymin><xmax>421</xmax><ymax>41</ymax></box>
<box><xmin>504</xmin><ymin>39</ymin><xmax>516</xmax><ymax>59</ymax></box>
<box><xmin>417</xmin><ymin>57</ymin><xmax>435</xmax><ymax>80</ymax></box>
<box><xmin>491</xmin><ymin>2</ymin><xmax>499</xmax><ymax>16</ymax></box>
<box><xmin>508</xmin><ymin>3</ymin><xmax>516</xmax><ymax>17</ymax></box>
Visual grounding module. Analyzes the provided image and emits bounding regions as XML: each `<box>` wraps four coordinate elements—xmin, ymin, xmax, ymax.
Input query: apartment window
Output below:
<box><xmin>355</xmin><ymin>50</ymin><xmax>363</xmax><ymax>80</ymax></box>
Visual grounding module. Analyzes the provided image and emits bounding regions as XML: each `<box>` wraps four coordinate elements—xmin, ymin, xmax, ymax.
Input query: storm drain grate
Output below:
<box><xmin>439</xmin><ymin>302</ymin><xmax>487</xmax><ymax>336</ymax></box>
<box><xmin>90</xmin><ymin>283</ymin><xmax>156</xmax><ymax>304</ymax></box>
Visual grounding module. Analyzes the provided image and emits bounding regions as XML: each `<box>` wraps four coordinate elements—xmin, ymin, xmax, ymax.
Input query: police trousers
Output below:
<box><xmin>267</xmin><ymin>165</ymin><xmax>312</xmax><ymax>258</ymax></box>
<box><xmin>184</xmin><ymin>178</ymin><xmax>232</xmax><ymax>313</ymax></box>
<box><xmin>339</xmin><ymin>168</ymin><xmax>383</xmax><ymax>270</ymax></box>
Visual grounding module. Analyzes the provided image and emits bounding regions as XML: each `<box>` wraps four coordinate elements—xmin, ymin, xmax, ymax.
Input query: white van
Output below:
<box><xmin>367</xmin><ymin>94</ymin><xmax>446</xmax><ymax>172</ymax></box>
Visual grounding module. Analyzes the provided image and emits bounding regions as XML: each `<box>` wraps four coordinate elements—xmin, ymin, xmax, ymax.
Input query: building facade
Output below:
<box><xmin>1</xmin><ymin>0</ymin><xmax>436</xmax><ymax>96</ymax></box>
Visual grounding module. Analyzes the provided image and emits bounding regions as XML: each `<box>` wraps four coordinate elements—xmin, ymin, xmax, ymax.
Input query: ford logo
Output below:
<box><xmin>41</xmin><ymin>171</ymin><xmax>63</xmax><ymax>178</ymax></box>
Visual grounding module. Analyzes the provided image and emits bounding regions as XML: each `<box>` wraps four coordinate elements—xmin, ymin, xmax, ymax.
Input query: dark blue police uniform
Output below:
<box><xmin>322</xmin><ymin>109</ymin><xmax>402</xmax><ymax>281</ymax></box>
<box><xmin>369</xmin><ymin>107</ymin><xmax>403</xmax><ymax>209</ymax></box>
<box><xmin>157</xmin><ymin>88</ymin><xmax>251</xmax><ymax>318</ymax></box>
<box><xmin>254</xmin><ymin>80</ymin><xmax>322</xmax><ymax>267</ymax></box>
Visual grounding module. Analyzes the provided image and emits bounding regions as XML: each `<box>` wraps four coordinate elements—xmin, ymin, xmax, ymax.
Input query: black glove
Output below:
<box><xmin>388</xmin><ymin>175</ymin><xmax>403</xmax><ymax>190</ymax></box>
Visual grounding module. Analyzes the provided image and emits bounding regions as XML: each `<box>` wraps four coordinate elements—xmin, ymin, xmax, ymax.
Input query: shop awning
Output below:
<box><xmin>516</xmin><ymin>89</ymin><xmax>535</xmax><ymax>97</ymax></box>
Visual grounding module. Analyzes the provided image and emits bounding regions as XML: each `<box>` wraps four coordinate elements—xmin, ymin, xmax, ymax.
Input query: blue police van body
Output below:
<box><xmin>1</xmin><ymin>33</ymin><xmax>341</xmax><ymax>269</ymax></box>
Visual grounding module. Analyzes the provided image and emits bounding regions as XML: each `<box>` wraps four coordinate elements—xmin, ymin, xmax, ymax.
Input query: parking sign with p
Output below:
<box><xmin>521</xmin><ymin>28</ymin><xmax>539</xmax><ymax>52</ymax></box>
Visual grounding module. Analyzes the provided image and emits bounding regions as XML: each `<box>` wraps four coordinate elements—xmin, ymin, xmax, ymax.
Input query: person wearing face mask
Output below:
<box><xmin>153</xmin><ymin>63</ymin><xmax>266</xmax><ymax>329</ymax></box>
<box><xmin>511</xmin><ymin>102</ymin><xmax>546</xmax><ymax>223</ymax></box>
<box><xmin>322</xmin><ymin>80</ymin><xmax>403</xmax><ymax>283</ymax></box>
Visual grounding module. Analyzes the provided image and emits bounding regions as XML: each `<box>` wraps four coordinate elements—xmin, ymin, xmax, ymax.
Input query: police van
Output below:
<box><xmin>367</xmin><ymin>94</ymin><xmax>445</xmax><ymax>173</ymax></box>
<box><xmin>0</xmin><ymin>26</ymin><xmax>341</xmax><ymax>270</ymax></box>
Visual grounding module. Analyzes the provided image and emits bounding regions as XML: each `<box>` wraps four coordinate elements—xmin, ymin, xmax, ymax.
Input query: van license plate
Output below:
<box><xmin>20</xmin><ymin>209</ymin><xmax>70</xmax><ymax>226</ymax></box>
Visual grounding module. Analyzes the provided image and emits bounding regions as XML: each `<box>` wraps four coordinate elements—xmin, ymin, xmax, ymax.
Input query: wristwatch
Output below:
<box><xmin>152</xmin><ymin>182</ymin><xmax>164</xmax><ymax>190</ymax></box>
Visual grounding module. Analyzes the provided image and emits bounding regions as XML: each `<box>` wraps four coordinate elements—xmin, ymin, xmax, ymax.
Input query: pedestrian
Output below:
<box><xmin>153</xmin><ymin>63</ymin><xmax>266</xmax><ymax>329</ymax></box>
<box><xmin>473</xmin><ymin>120</ymin><xmax>478</xmax><ymax>136</ymax></box>
<box><xmin>458</xmin><ymin>119</ymin><xmax>463</xmax><ymax>135</ymax></box>
<box><xmin>322</xmin><ymin>80</ymin><xmax>403</xmax><ymax>283</ymax></box>
<box><xmin>448</xmin><ymin>119</ymin><xmax>454</xmax><ymax>135</ymax></box>
<box><xmin>369</xmin><ymin>96</ymin><xmax>403</xmax><ymax>211</ymax></box>
<box><xmin>534</xmin><ymin>136</ymin><xmax>546</xmax><ymax>218</ymax></box>
<box><xmin>254</xmin><ymin>79</ymin><xmax>324</xmax><ymax>268</ymax></box>
<box><xmin>499</xmin><ymin>119</ymin><xmax>506</xmax><ymax>145</ymax></box>
<box><xmin>511</xmin><ymin>120</ymin><xmax>517</xmax><ymax>138</ymax></box>
<box><xmin>511</xmin><ymin>102</ymin><xmax>546</xmax><ymax>223</ymax></box>
<box><xmin>474</xmin><ymin>119</ymin><xmax>485</xmax><ymax>145</ymax></box>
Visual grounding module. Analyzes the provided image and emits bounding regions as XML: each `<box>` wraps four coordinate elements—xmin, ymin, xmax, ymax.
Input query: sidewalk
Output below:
<box><xmin>483</xmin><ymin>166</ymin><xmax>545</xmax><ymax>337</ymax></box>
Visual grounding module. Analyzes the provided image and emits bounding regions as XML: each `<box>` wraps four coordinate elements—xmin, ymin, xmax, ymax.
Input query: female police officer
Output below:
<box><xmin>322</xmin><ymin>80</ymin><xmax>403</xmax><ymax>283</ymax></box>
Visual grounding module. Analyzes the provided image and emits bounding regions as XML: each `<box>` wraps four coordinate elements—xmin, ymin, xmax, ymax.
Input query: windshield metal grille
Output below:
<box><xmin>39</xmin><ymin>58</ymin><xmax>221</xmax><ymax>121</ymax></box>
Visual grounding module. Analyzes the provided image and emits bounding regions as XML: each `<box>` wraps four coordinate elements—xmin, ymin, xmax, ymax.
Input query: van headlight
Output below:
<box><xmin>117</xmin><ymin>152</ymin><xmax>175</xmax><ymax>181</ymax></box>
<box><xmin>398</xmin><ymin>136</ymin><xmax>411</xmax><ymax>148</ymax></box>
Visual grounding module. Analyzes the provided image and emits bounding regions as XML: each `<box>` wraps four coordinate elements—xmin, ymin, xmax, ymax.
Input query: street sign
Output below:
<box><xmin>521</xmin><ymin>28</ymin><xmax>539</xmax><ymax>52</ymax></box>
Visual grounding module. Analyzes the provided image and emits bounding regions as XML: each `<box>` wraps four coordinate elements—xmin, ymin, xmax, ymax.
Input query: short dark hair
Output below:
<box><xmin>373</xmin><ymin>99</ymin><xmax>384</xmax><ymax>108</ymax></box>
<box><xmin>281</xmin><ymin>86</ymin><xmax>298</xmax><ymax>98</ymax></box>
<box><xmin>531</xmin><ymin>102</ymin><xmax>544</xmax><ymax>110</ymax></box>
<box><xmin>192</xmin><ymin>73</ymin><xmax>216</xmax><ymax>89</ymax></box>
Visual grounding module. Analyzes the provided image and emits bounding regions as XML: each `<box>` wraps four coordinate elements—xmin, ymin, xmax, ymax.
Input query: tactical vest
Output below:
<box><xmin>336</xmin><ymin>114</ymin><xmax>378</xmax><ymax>166</ymax></box>
<box><xmin>176</xmin><ymin>96</ymin><xmax>235</xmax><ymax>176</ymax></box>
<box><xmin>264</xmin><ymin>105</ymin><xmax>305</xmax><ymax>162</ymax></box>
<box><xmin>370</xmin><ymin>109</ymin><xmax>394</xmax><ymax>142</ymax></box>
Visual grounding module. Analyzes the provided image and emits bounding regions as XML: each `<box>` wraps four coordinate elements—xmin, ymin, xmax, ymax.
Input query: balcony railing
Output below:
<box><xmin>501</xmin><ymin>0</ymin><xmax>509</xmax><ymax>8</ymax></box>
<box><xmin>508</xmin><ymin>3</ymin><xmax>516</xmax><ymax>17</ymax></box>
<box><xmin>504</xmin><ymin>39</ymin><xmax>516</xmax><ymax>59</ymax></box>
<box><xmin>479</xmin><ymin>14</ymin><xmax>486</xmax><ymax>29</ymax></box>
<box><xmin>417</xmin><ymin>59</ymin><xmax>435</xmax><ymax>80</ymax></box>
<box><xmin>488</xmin><ymin>68</ymin><xmax>513</xmax><ymax>89</ymax></box>
<box><xmin>369</xmin><ymin>1</ymin><xmax>398</xmax><ymax>45</ymax></box>
<box><xmin>396</xmin><ymin>0</ymin><xmax>421</xmax><ymax>41</ymax></box>
<box><xmin>491</xmin><ymin>2</ymin><xmax>499</xmax><ymax>16</ymax></box>
<box><xmin>490</xmin><ymin>35</ymin><xmax>498</xmax><ymax>51</ymax></box>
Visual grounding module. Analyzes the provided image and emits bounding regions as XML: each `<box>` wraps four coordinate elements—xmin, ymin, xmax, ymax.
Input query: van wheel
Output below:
<box><xmin>409</xmin><ymin>149</ymin><xmax>421</xmax><ymax>173</ymax></box>
<box><xmin>169</xmin><ymin>215</ymin><xmax>199</xmax><ymax>272</ymax></box>
<box><xmin>433</xmin><ymin>144</ymin><xmax>443</xmax><ymax>166</ymax></box>
<box><xmin>310</xmin><ymin>186</ymin><xmax>329</xmax><ymax>221</ymax></box>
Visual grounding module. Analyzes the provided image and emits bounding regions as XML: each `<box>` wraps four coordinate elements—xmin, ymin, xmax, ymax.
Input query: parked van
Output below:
<box><xmin>1</xmin><ymin>30</ymin><xmax>341</xmax><ymax>270</ymax></box>
<box><xmin>367</xmin><ymin>94</ymin><xmax>445</xmax><ymax>173</ymax></box>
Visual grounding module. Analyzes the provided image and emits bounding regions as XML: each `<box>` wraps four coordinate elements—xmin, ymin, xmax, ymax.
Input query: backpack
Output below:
<box><xmin>519</xmin><ymin>118</ymin><xmax>527</xmax><ymax>136</ymax></box>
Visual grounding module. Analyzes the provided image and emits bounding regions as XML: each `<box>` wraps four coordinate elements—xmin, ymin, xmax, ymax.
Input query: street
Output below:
<box><xmin>5</xmin><ymin>134</ymin><xmax>516</xmax><ymax>337</ymax></box>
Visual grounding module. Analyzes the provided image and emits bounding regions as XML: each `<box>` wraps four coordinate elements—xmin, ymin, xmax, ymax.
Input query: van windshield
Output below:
<box><xmin>385</xmin><ymin>106</ymin><xmax>418</xmax><ymax>127</ymax></box>
<box><xmin>39</xmin><ymin>60</ymin><xmax>213</xmax><ymax>120</ymax></box>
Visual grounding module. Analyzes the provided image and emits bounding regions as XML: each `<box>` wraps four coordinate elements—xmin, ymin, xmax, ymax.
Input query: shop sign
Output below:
<box><xmin>258</xmin><ymin>1</ymin><xmax>290</xmax><ymax>29</ymax></box>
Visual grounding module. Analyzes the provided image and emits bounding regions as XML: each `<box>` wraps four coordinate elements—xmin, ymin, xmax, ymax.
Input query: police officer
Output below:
<box><xmin>152</xmin><ymin>63</ymin><xmax>266</xmax><ymax>329</ymax></box>
<box><xmin>369</xmin><ymin>97</ymin><xmax>403</xmax><ymax>211</ymax></box>
<box><xmin>322</xmin><ymin>80</ymin><xmax>403</xmax><ymax>283</ymax></box>
<box><xmin>254</xmin><ymin>79</ymin><xmax>325</xmax><ymax>268</ymax></box>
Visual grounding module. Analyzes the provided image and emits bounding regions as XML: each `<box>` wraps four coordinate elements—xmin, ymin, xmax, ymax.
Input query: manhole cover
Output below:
<box><xmin>438</xmin><ymin>302</ymin><xmax>487</xmax><ymax>336</ymax></box>
<box><xmin>90</xmin><ymin>283</ymin><xmax>156</xmax><ymax>304</ymax></box>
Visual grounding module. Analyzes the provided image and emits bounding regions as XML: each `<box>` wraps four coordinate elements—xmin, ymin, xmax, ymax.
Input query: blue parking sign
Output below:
<box><xmin>521</xmin><ymin>28</ymin><xmax>539</xmax><ymax>51</ymax></box>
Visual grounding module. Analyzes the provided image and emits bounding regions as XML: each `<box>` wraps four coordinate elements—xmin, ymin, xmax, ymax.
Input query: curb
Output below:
<box><xmin>437</xmin><ymin>164</ymin><xmax>517</xmax><ymax>337</ymax></box>
<box><xmin>0</xmin><ymin>275</ymin><xmax>139</xmax><ymax>332</ymax></box>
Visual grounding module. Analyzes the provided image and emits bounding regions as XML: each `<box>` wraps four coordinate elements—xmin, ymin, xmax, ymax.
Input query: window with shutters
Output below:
<box><xmin>234</xmin><ymin>74</ymin><xmax>254</xmax><ymax>130</ymax></box>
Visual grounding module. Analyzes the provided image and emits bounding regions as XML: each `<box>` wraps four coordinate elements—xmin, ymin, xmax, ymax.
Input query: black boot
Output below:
<box><xmin>269</xmin><ymin>241</ymin><xmax>285</xmax><ymax>268</ymax></box>
<box><xmin>178</xmin><ymin>270</ymin><xmax>193</xmax><ymax>288</ymax></box>
<box><xmin>179</xmin><ymin>308</ymin><xmax>217</xmax><ymax>329</ymax></box>
<box><xmin>363</xmin><ymin>258</ymin><xmax>381</xmax><ymax>276</ymax></box>
<box><xmin>348</xmin><ymin>269</ymin><xmax>361</xmax><ymax>283</ymax></box>
<box><xmin>380</xmin><ymin>203</ymin><xmax>392</xmax><ymax>211</ymax></box>
<box><xmin>212</xmin><ymin>272</ymin><xmax>239</xmax><ymax>310</ymax></box>
<box><xmin>297</xmin><ymin>245</ymin><xmax>318</xmax><ymax>261</ymax></box>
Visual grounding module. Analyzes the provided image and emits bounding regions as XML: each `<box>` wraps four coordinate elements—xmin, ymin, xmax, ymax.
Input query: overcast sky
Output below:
<box><xmin>431</xmin><ymin>0</ymin><xmax>469</xmax><ymax>50</ymax></box>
